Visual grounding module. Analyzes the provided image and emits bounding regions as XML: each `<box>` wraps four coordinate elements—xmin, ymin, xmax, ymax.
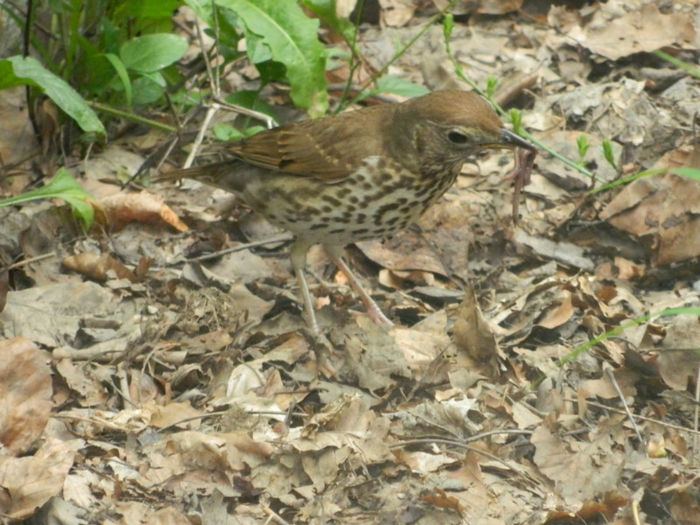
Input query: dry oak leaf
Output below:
<box><xmin>0</xmin><ymin>337</ymin><xmax>52</xmax><ymax>456</ymax></box>
<box><xmin>567</xmin><ymin>3</ymin><xmax>695</xmax><ymax>61</ymax></box>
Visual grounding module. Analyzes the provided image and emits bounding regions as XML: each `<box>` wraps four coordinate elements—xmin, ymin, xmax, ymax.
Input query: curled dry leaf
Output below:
<box><xmin>453</xmin><ymin>287</ymin><xmax>503</xmax><ymax>364</ymax></box>
<box><xmin>0</xmin><ymin>438</ymin><xmax>75</xmax><ymax>520</ymax></box>
<box><xmin>62</xmin><ymin>252</ymin><xmax>153</xmax><ymax>282</ymax></box>
<box><xmin>100</xmin><ymin>191</ymin><xmax>189</xmax><ymax>232</ymax></box>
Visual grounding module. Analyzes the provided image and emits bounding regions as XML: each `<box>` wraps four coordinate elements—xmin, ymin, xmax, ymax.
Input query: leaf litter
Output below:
<box><xmin>0</xmin><ymin>1</ymin><xmax>699</xmax><ymax>523</ymax></box>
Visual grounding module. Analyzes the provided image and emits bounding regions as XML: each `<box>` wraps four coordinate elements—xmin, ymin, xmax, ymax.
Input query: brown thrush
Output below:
<box><xmin>160</xmin><ymin>90</ymin><xmax>535</xmax><ymax>333</ymax></box>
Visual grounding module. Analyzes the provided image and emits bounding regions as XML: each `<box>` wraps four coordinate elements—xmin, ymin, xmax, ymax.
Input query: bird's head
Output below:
<box><xmin>391</xmin><ymin>90</ymin><xmax>535</xmax><ymax>173</ymax></box>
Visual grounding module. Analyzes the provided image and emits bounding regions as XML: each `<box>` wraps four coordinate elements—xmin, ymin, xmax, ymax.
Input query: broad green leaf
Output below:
<box><xmin>120</xmin><ymin>34</ymin><xmax>188</xmax><ymax>73</ymax></box>
<box><xmin>374</xmin><ymin>76</ymin><xmax>429</xmax><ymax>98</ymax></box>
<box><xmin>213</xmin><ymin>123</ymin><xmax>245</xmax><ymax>142</ymax></box>
<box><xmin>353</xmin><ymin>76</ymin><xmax>428</xmax><ymax>103</ymax></box>
<box><xmin>0</xmin><ymin>60</ymin><xmax>23</xmax><ymax>89</ymax></box>
<box><xmin>0</xmin><ymin>56</ymin><xmax>106</xmax><ymax>137</ymax></box>
<box><xmin>132</xmin><ymin>75</ymin><xmax>165</xmax><ymax>105</ymax></box>
<box><xmin>119</xmin><ymin>0</ymin><xmax>181</xmax><ymax>19</ymax></box>
<box><xmin>0</xmin><ymin>169</ymin><xmax>96</xmax><ymax>229</ymax></box>
<box><xmin>225</xmin><ymin>90</ymin><xmax>277</xmax><ymax>120</ymax></box>
<box><xmin>211</xmin><ymin>0</ymin><xmax>328</xmax><ymax>116</ymax></box>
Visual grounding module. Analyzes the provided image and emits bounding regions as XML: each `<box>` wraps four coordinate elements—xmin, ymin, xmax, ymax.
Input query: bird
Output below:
<box><xmin>159</xmin><ymin>90</ymin><xmax>536</xmax><ymax>334</ymax></box>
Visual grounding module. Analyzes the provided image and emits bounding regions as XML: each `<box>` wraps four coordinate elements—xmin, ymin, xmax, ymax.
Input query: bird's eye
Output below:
<box><xmin>447</xmin><ymin>130</ymin><xmax>468</xmax><ymax>144</ymax></box>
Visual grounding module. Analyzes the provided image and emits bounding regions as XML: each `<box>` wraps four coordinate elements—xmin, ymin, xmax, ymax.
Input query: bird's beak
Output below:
<box><xmin>500</xmin><ymin>129</ymin><xmax>536</xmax><ymax>151</ymax></box>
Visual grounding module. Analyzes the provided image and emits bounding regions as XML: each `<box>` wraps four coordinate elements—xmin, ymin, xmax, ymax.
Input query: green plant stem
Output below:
<box><xmin>344</xmin><ymin>0</ymin><xmax>459</xmax><ymax>109</ymax></box>
<box><xmin>587</xmin><ymin>166</ymin><xmax>700</xmax><ymax>195</ymax></box>
<box><xmin>338</xmin><ymin>0</ymin><xmax>365</xmax><ymax>109</ymax></box>
<box><xmin>531</xmin><ymin>307</ymin><xmax>700</xmax><ymax>390</ymax></box>
<box><xmin>88</xmin><ymin>101</ymin><xmax>176</xmax><ymax>132</ymax></box>
<box><xmin>442</xmin><ymin>19</ymin><xmax>603</xmax><ymax>183</ymax></box>
<box><xmin>653</xmin><ymin>50</ymin><xmax>700</xmax><ymax>80</ymax></box>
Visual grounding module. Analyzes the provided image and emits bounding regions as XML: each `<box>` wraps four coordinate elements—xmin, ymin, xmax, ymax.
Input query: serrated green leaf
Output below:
<box><xmin>211</xmin><ymin>0</ymin><xmax>328</xmax><ymax>116</ymax></box>
<box><xmin>0</xmin><ymin>56</ymin><xmax>105</xmax><ymax>137</ymax></box>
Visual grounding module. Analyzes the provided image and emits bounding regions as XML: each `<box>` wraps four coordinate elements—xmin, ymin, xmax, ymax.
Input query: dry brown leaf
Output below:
<box><xmin>566</xmin><ymin>3</ymin><xmax>695</xmax><ymax>60</ymax></box>
<box><xmin>532</xmin><ymin>422</ymin><xmax>625</xmax><ymax>506</ymax></box>
<box><xmin>421</xmin><ymin>487</ymin><xmax>465</xmax><ymax>515</ymax></box>
<box><xmin>379</xmin><ymin>0</ymin><xmax>416</xmax><ymax>27</ymax></box>
<box><xmin>537</xmin><ymin>290</ymin><xmax>573</xmax><ymax>329</ymax></box>
<box><xmin>0</xmin><ymin>438</ymin><xmax>75</xmax><ymax>520</ymax></box>
<box><xmin>101</xmin><ymin>190</ymin><xmax>189</xmax><ymax>232</ymax></box>
<box><xmin>600</xmin><ymin>173</ymin><xmax>700</xmax><ymax>265</ymax></box>
<box><xmin>55</xmin><ymin>359</ymin><xmax>109</xmax><ymax>407</ymax></box>
<box><xmin>62</xmin><ymin>252</ymin><xmax>135</xmax><ymax>281</ymax></box>
<box><xmin>144</xmin><ymin>506</ymin><xmax>193</xmax><ymax>525</ymax></box>
<box><xmin>453</xmin><ymin>287</ymin><xmax>501</xmax><ymax>363</ymax></box>
<box><xmin>0</xmin><ymin>337</ymin><xmax>52</xmax><ymax>455</ymax></box>
<box><xmin>356</xmin><ymin>233</ymin><xmax>448</xmax><ymax>276</ymax></box>
<box><xmin>433</xmin><ymin>0</ymin><xmax>523</xmax><ymax>15</ymax></box>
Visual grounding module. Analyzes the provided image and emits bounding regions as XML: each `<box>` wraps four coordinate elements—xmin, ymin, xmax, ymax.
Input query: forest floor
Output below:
<box><xmin>1</xmin><ymin>1</ymin><xmax>699</xmax><ymax>524</ymax></box>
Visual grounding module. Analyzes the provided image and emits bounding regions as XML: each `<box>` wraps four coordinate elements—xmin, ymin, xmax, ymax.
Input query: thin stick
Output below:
<box><xmin>604</xmin><ymin>362</ymin><xmax>643</xmax><ymax>444</ymax></box>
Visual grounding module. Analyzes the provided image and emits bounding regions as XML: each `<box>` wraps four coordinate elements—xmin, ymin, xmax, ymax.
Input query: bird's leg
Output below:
<box><xmin>323</xmin><ymin>245</ymin><xmax>394</xmax><ymax>328</ymax></box>
<box><xmin>290</xmin><ymin>241</ymin><xmax>320</xmax><ymax>335</ymax></box>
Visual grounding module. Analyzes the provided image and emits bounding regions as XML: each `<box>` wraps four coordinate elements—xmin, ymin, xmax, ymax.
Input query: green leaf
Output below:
<box><xmin>213</xmin><ymin>123</ymin><xmax>245</xmax><ymax>141</ymax></box>
<box><xmin>119</xmin><ymin>0</ymin><xmax>181</xmax><ymax>19</ymax></box>
<box><xmin>210</xmin><ymin>0</ymin><xmax>328</xmax><ymax>116</ymax></box>
<box><xmin>509</xmin><ymin>109</ymin><xmax>522</xmax><ymax>134</ymax></box>
<box><xmin>443</xmin><ymin>13</ymin><xmax>454</xmax><ymax>40</ymax></box>
<box><xmin>354</xmin><ymin>76</ymin><xmax>429</xmax><ymax>103</ymax></box>
<box><xmin>602</xmin><ymin>139</ymin><xmax>618</xmax><ymax>171</ymax></box>
<box><xmin>671</xmin><ymin>167</ymin><xmax>700</xmax><ymax>182</ymax></box>
<box><xmin>120</xmin><ymin>34</ymin><xmax>188</xmax><ymax>73</ymax></box>
<box><xmin>243</xmin><ymin>125</ymin><xmax>266</xmax><ymax>137</ymax></box>
<box><xmin>225</xmin><ymin>90</ymin><xmax>277</xmax><ymax>119</ymax></box>
<box><xmin>131</xmin><ymin>74</ymin><xmax>165</xmax><ymax>105</ymax></box>
<box><xmin>0</xmin><ymin>56</ymin><xmax>106</xmax><ymax>137</ymax></box>
<box><xmin>0</xmin><ymin>169</ymin><xmax>96</xmax><ymax>229</ymax></box>
<box><xmin>374</xmin><ymin>76</ymin><xmax>429</xmax><ymax>98</ymax></box>
<box><xmin>576</xmin><ymin>134</ymin><xmax>589</xmax><ymax>160</ymax></box>
<box><xmin>485</xmin><ymin>76</ymin><xmax>498</xmax><ymax>98</ymax></box>
<box><xmin>104</xmin><ymin>53</ymin><xmax>132</xmax><ymax>107</ymax></box>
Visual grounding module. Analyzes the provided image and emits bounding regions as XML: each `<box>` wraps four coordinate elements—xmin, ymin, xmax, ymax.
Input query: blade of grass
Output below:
<box><xmin>531</xmin><ymin>307</ymin><xmax>700</xmax><ymax>390</ymax></box>
<box><xmin>587</xmin><ymin>167</ymin><xmax>700</xmax><ymax>195</ymax></box>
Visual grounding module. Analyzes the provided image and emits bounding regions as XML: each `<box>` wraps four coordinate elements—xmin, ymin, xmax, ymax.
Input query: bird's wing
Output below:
<box><xmin>230</xmin><ymin>105</ymin><xmax>390</xmax><ymax>182</ymax></box>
